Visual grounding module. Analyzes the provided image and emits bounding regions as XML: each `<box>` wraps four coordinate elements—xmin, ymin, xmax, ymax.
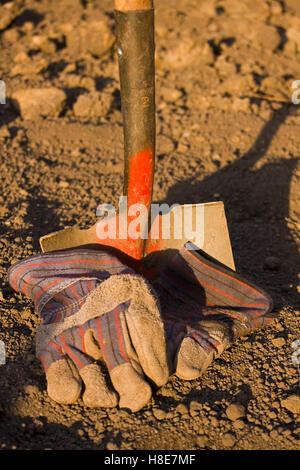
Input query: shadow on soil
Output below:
<box><xmin>162</xmin><ymin>103</ymin><xmax>299</xmax><ymax>311</ymax></box>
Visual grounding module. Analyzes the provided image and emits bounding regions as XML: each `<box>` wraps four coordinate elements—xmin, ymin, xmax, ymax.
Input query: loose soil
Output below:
<box><xmin>0</xmin><ymin>0</ymin><xmax>299</xmax><ymax>451</ymax></box>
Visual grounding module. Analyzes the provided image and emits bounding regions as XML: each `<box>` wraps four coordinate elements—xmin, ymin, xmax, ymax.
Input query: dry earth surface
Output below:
<box><xmin>0</xmin><ymin>0</ymin><xmax>299</xmax><ymax>451</ymax></box>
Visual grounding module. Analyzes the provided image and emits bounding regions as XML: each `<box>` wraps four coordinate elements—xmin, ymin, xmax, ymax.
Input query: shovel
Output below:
<box><xmin>39</xmin><ymin>0</ymin><xmax>235</xmax><ymax>277</ymax></box>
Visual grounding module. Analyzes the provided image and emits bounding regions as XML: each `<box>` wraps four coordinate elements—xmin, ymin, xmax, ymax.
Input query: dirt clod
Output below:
<box><xmin>281</xmin><ymin>395</ymin><xmax>300</xmax><ymax>414</ymax></box>
<box><xmin>226</xmin><ymin>403</ymin><xmax>246</xmax><ymax>421</ymax></box>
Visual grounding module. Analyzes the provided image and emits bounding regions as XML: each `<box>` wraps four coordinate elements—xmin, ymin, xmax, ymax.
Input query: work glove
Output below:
<box><xmin>154</xmin><ymin>242</ymin><xmax>274</xmax><ymax>380</ymax></box>
<box><xmin>8</xmin><ymin>243</ymin><xmax>274</xmax><ymax>411</ymax></box>
<box><xmin>8</xmin><ymin>249</ymin><xmax>169</xmax><ymax>412</ymax></box>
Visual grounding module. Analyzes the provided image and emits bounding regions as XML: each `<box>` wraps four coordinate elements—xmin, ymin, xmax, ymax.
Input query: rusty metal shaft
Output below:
<box><xmin>115</xmin><ymin>6</ymin><xmax>155</xmax><ymax>214</ymax></box>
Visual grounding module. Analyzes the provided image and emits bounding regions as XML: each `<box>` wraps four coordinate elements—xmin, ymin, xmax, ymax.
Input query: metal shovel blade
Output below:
<box><xmin>39</xmin><ymin>200</ymin><xmax>235</xmax><ymax>275</ymax></box>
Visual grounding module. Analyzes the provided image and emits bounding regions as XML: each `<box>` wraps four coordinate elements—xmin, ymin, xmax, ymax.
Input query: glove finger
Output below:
<box><xmin>44</xmin><ymin>326</ymin><xmax>96</xmax><ymax>404</ymax></box>
<box><xmin>111</xmin><ymin>312</ymin><xmax>152</xmax><ymax>412</ymax></box>
<box><xmin>38</xmin><ymin>338</ymin><xmax>82</xmax><ymax>404</ymax></box>
<box><xmin>89</xmin><ymin>312</ymin><xmax>152</xmax><ymax>412</ymax></box>
<box><xmin>46</xmin><ymin>356</ymin><xmax>82</xmax><ymax>404</ymax></box>
<box><xmin>80</xmin><ymin>329</ymin><xmax>118</xmax><ymax>408</ymax></box>
<box><xmin>80</xmin><ymin>363</ymin><xmax>118</xmax><ymax>408</ymax></box>
<box><xmin>124</xmin><ymin>298</ymin><xmax>169</xmax><ymax>388</ymax></box>
<box><xmin>175</xmin><ymin>336</ymin><xmax>214</xmax><ymax>380</ymax></box>
<box><xmin>175</xmin><ymin>322</ymin><xmax>230</xmax><ymax>380</ymax></box>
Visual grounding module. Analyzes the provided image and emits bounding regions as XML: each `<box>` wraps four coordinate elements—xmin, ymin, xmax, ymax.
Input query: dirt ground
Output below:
<box><xmin>0</xmin><ymin>0</ymin><xmax>299</xmax><ymax>451</ymax></box>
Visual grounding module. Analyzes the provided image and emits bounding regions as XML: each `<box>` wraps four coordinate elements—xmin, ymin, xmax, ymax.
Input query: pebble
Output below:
<box><xmin>106</xmin><ymin>442</ymin><xmax>119</xmax><ymax>450</ymax></box>
<box><xmin>30</xmin><ymin>35</ymin><xmax>57</xmax><ymax>55</ymax></box>
<box><xmin>281</xmin><ymin>395</ymin><xmax>300</xmax><ymax>414</ymax></box>
<box><xmin>0</xmin><ymin>126</ymin><xmax>10</xmax><ymax>139</ymax></box>
<box><xmin>153</xmin><ymin>408</ymin><xmax>168</xmax><ymax>420</ymax></box>
<box><xmin>189</xmin><ymin>401</ymin><xmax>202</xmax><ymax>414</ymax></box>
<box><xmin>233</xmin><ymin>419</ymin><xmax>245</xmax><ymax>430</ymax></box>
<box><xmin>225</xmin><ymin>403</ymin><xmax>246</xmax><ymax>421</ymax></box>
<box><xmin>221</xmin><ymin>433</ymin><xmax>236</xmax><ymax>447</ymax></box>
<box><xmin>175</xmin><ymin>403</ymin><xmax>189</xmax><ymax>415</ymax></box>
<box><xmin>212</xmin><ymin>153</ymin><xmax>221</xmax><ymax>165</ymax></box>
<box><xmin>157</xmin><ymin>135</ymin><xmax>175</xmax><ymax>155</ymax></box>
<box><xmin>73</xmin><ymin>92</ymin><xmax>113</xmax><ymax>119</ymax></box>
<box><xmin>13</xmin><ymin>52</ymin><xmax>30</xmax><ymax>63</ymax></box>
<box><xmin>10</xmin><ymin>59</ymin><xmax>48</xmax><ymax>77</ymax></box>
<box><xmin>196</xmin><ymin>435</ymin><xmax>208</xmax><ymax>448</ymax></box>
<box><xmin>66</xmin><ymin>19</ymin><xmax>115</xmax><ymax>58</ymax></box>
<box><xmin>58</xmin><ymin>181</ymin><xmax>69</xmax><ymax>189</ymax></box>
<box><xmin>272</xmin><ymin>337</ymin><xmax>286</xmax><ymax>348</ymax></box>
<box><xmin>12</xmin><ymin>88</ymin><xmax>66</xmax><ymax>120</ymax></box>
<box><xmin>0</xmin><ymin>3</ymin><xmax>22</xmax><ymax>31</ymax></box>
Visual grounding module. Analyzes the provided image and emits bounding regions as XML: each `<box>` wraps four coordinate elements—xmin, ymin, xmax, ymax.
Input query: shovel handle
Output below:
<box><xmin>115</xmin><ymin>2</ymin><xmax>155</xmax><ymax>213</ymax></box>
<box><xmin>115</xmin><ymin>0</ymin><xmax>153</xmax><ymax>11</ymax></box>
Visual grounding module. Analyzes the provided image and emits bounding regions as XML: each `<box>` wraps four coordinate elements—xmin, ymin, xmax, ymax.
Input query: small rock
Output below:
<box><xmin>70</xmin><ymin>149</ymin><xmax>81</xmax><ymax>158</ymax></box>
<box><xmin>210</xmin><ymin>417</ymin><xmax>219</xmax><ymax>427</ymax></box>
<box><xmin>73</xmin><ymin>92</ymin><xmax>113</xmax><ymax>119</ymax></box>
<box><xmin>0</xmin><ymin>2</ymin><xmax>23</xmax><ymax>31</ymax></box>
<box><xmin>189</xmin><ymin>401</ymin><xmax>202</xmax><ymax>412</ymax></box>
<box><xmin>157</xmin><ymin>135</ymin><xmax>175</xmax><ymax>155</ymax></box>
<box><xmin>10</xmin><ymin>59</ymin><xmax>48</xmax><ymax>77</ymax></box>
<box><xmin>0</xmin><ymin>126</ymin><xmax>11</xmax><ymax>139</ymax></box>
<box><xmin>281</xmin><ymin>395</ymin><xmax>300</xmax><ymax>414</ymax></box>
<box><xmin>226</xmin><ymin>403</ymin><xmax>246</xmax><ymax>421</ymax></box>
<box><xmin>158</xmin><ymin>35</ymin><xmax>214</xmax><ymax>69</ymax></box>
<box><xmin>286</xmin><ymin>28</ymin><xmax>300</xmax><ymax>53</ymax></box>
<box><xmin>232</xmin><ymin>97</ymin><xmax>251</xmax><ymax>113</ymax></box>
<box><xmin>30</xmin><ymin>35</ymin><xmax>57</xmax><ymax>55</ymax></box>
<box><xmin>270</xmin><ymin>2</ymin><xmax>283</xmax><ymax>15</ymax></box>
<box><xmin>160</xmin><ymin>87</ymin><xmax>183</xmax><ymax>103</ymax></box>
<box><xmin>106</xmin><ymin>442</ymin><xmax>119</xmax><ymax>450</ymax></box>
<box><xmin>248</xmin><ymin>23</ymin><xmax>281</xmax><ymax>52</ymax></box>
<box><xmin>13</xmin><ymin>52</ymin><xmax>30</xmax><ymax>64</ymax></box>
<box><xmin>153</xmin><ymin>408</ymin><xmax>167</xmax><ymax>420</ymax></box>
<box><xmin>66</xmin><ymin>20</ymin><xmax>115</xmax><ymax>58</ymax></box>
<box><xmin>196</xmin><ymin>435</ymin><xmax>208</xmax><ymax>448</ymax></box>
<box><xmin>219</xmin><ymin>75</ymin><xmax>255</xmax><ymax>96</ymax></box>
<box><xmin>221</xmin><ymin>433</ymin><xmax>236</xmax><ymax>447</ymax></box>
<box><xmin>212</xmin><ymin>153</ymin><xmax>221</xmax><ymax>166</ymax></box>
<box><xmin>58</xmin><ymin>181</ymin><xmax>69</xmax><ymax>189</ymax></box>
<box><xmin>232</xmin><ymin>419</ymin><xmax>245</xmax><ymax>430</ymax></box>
<box><xmin>12</xmin><ymin>88</ymin><xmax>66</xmax><ymax>120</ymax></box>
<box><xmin>263</xmin><ymin>256</ymin><xmax>280</xmax><ymax>271</ymax></box>
<box><xmin>22</xmin><ymin>21</ymin><xmax>34</xmax><ymax>33</ymax></box>
<box><xmin>2</xmin><ymin>28</ymin><xmax>19</xmax><ymax>44</ymax></box>
<box><xmin>175</xmin><ymin>403</ymin><xmax>189</xmax><ymax>415</ymax></box>
<box><xmin>272</xmin><ymin>337</ymin><xmax>286</xmax><ymax>348</ymax></box>
<box><xmin>269</xmin><ymin>429</ymin><xmax>278</xmax><ymax>440</ymax></box>
<box><xmin>24</xmin><ymin>385</ymin><xmax>39</xmax><ymax>396</ymax></box>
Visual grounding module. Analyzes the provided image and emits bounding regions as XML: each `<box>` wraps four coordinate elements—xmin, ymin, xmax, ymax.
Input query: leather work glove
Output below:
<box><xmin>8</xmin><ymin>249</ymin><xmax>169</xmax><ymax>412</ymax></box>
<box><xmin>8</xmin><ymin>244</ymin><xmax>274</xmax><ymax>411</ymax></box>
<box><xmin>154</xmin><ymin>242</ymin><xmax>274</xmax><ymax>380</ymax></box>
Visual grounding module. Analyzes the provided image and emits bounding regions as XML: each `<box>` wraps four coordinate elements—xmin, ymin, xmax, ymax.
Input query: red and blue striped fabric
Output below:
<box><xmin>8</xmin><ymin>248</ymin><xmax>134</xmax><ymax>320</ymax></box>
<box><xmin>153</xmin><ymin>242</ymin><xmax>274</xmax><ymax>355</ymax></box>
<box><xmin>8</xmin><ymin>243</ymin><xmax>274</xmax><ymax>374</ymax></box>
<box><xmin>39</xmin><ymin>301</ymin><xmax>131</xmax><ymax>373</ymax></box>
<box><xmin>8</xmin><ymin>249</ymin><xmax>135</xmax><ymax>373</ymax></box>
